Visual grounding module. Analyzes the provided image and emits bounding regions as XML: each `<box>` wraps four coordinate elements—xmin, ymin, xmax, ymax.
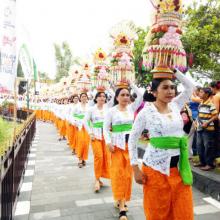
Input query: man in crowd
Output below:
<box><xmin>196</xmin><ymin>87</ymin><xmax>218</xmax><ymax>171</ymax></box>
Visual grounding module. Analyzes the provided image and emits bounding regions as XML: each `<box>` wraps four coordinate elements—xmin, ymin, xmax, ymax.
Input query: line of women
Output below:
<box><xmin>32</xmin><ymin>70</ymin><xmax>195</xmax><ymax>220</ymax></box>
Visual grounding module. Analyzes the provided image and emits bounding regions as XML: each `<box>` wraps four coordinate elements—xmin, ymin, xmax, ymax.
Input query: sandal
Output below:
<box><xmin>119</xmin><ymin>211</ymin><xmax>127</xmax><ymax>220</ymax></box>
<box><xmin>78</xmin><ymin>162</ymin><xmax>83</xmax><ymax>168</ymax></box>
<box><xmin>72</xmin><ymin>150</ymin><xmax>76</xmax><ymax>155</ymax></box>
<box><xmin>114</xmin><ymin>202</ymin><xmax>128</xmax><ymax>212</ymax></box>
<box><xmin>82</xmin><ymin>160</ymin><xmax>86</xmax><ymax>166</ymax></box>
<box><xmin>193</xmin><ymin>163</ymin><xmax>205</xmax><ymax>167</ymax></box>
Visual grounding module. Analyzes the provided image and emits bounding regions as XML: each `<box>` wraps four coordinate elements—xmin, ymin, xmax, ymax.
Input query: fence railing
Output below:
<box><xmin>0</xmin><ymin>111</ymin><xmax>36</xmax><ymax>220</ymax></box>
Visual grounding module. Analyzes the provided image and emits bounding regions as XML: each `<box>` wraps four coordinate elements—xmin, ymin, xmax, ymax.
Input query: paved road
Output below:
<box><xmin>14</xmin><ymin>121</ymin><xmax>220</xmax><ymax>220</ymax></box>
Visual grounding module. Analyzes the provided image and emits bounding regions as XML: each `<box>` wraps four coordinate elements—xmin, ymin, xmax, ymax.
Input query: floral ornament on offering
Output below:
<box><xmin>109</xmin><ymin>21</ymin><xmax>137</xmax><ymax>88</ymax></box>
<box><xmin>93</xmin><ymin>49</ymin><xmax>110</xmax><ymax>91</ymax></box>
<box><xmin>115</xmin><ymin>33</ymin><xmax>131</xmax><ymax>47</ymax></box>
<box><xmin>118</xmin><ymin>53</ymin><xmax>133</xmax><ymax>71</ymax></box>
<box><xmin>77</xmin><ymin>63</ymin><xmax>92</xmax><ymax>93</ymax></box>
<box><xmin>143</xmin><ymin>0</ymin><xmax>188</xmax><ymax>78</ymax></box>
<box><xmin>94</xmin><ymin>48</ymin><xmax>107</xmax><ymax>64</ymax></box>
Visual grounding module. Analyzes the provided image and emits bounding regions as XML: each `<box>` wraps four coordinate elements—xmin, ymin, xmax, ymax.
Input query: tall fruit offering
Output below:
<box><xmin>143</xmin><ymin>0</ymin><xmax>187</xmax><ymax>78</ymax></box>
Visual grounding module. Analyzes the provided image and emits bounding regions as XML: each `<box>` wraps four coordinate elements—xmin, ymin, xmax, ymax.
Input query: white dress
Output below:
<box><xmin>84</xmin><ymin>105</ymin><xmax>108</xmax><ymax>140</ymax></box>
<box><xmin>103</xmin><ymin>84</ymin><xmax>143</xmax><ymax>150</ymax></box>
<box><xmin>71</xmin><ymin>103</ymin><xmax>89</xmax><ymax>130</ymax></box>
<box><xmin>128</xmin><ymin>71</ymin><xmax>195</xmax><ymax>176</ymax></box>
<box><xmin>84</xmin><ymin>91</ymin><xmax>115</xmax><ymax>140</ymax></box>
<box><xmin>66</xmin><ymin>103</ymin><xmax>78</xmax><ymax>125</ymax></box>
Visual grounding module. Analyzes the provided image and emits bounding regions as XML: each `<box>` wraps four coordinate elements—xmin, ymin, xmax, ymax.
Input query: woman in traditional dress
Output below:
<box><xmin>128</xmin><ymin>70</ymin><xmax>195</xmax><ymax>220</ymax></box>
<box><xmin>103</xmin><ymin>83</ymin><xmax>142</xmax><ymax>220</ymax></box>
<box><xmin>73</xmin><ymin>93</ymin><xmax>90</xmax><ymax>168</ymax></box>
<box><xmin>84</xmin><ymin>90</ymin><xmax>114</xmax><ymax>192</ymax></box>
<box><xmin>67</xmin><ymin>95</ymin><xmax>79</xmax><ymax>154</ymax></box>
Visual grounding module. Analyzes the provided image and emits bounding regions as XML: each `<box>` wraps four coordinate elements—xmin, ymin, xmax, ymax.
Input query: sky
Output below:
<box><xmin>16</xmin><ymin>0</ymin><xmax>193</xmax><ymax>79</ymax></box>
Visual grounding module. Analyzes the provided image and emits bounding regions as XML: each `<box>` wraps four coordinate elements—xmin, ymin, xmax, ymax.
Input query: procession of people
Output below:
<box><xmin>13</xmin><ymin>0</ymin><xmax>220</xmax><ymax>219</ymax></box>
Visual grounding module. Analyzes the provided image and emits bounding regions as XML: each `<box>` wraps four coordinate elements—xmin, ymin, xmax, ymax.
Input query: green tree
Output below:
<box><xmin>38</xmin><ymin>71</ymin><xmax>54</xmax><ymax>83</ymax></box>
<box><xmin>133</xmin><ymin>27</ymin><xmax>152</xmax><ymax>87</ymax></box>
<box><xmin>182</xmin><ymin>0</ymin><xmax>220</xmax><ymax>80</ymax></box>
<box><xmin>54</xmin><ymin>41</ymin><xmax>74</xmax><ymax>82</ymax></box>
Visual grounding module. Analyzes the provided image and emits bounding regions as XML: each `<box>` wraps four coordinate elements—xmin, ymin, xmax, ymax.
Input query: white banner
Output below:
<box><xmin>0</xmin><ymin>0</ymin><xmax>17</xmax><ymax>92</ymax></box>
<box><xmin>19</xmin><ymin>44</ymin><xmax>33</xmax><ymax>80</ymax></box>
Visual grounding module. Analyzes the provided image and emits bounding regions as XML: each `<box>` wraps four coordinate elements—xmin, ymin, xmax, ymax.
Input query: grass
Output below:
<box><xmin>0</xmin><ymin>112</ymin><xmax>35</xmax><ymax>157</ymax></box>
<box><xmin>0</xmin><ymin>117</ymin><xmax>14</xmax><ymax>156</ymax></box>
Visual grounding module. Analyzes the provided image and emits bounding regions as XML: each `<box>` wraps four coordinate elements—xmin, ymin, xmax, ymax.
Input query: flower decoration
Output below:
<box><xmin>77</xmin><ymin>63</ymin><xmax>92</xmax><ymax>92</ymax></box>
<box><xmin>115</xmin><ymin>33</ymin><xmax>131</xmax><ymax>47</ymax></box>
<box><xmin>93</xmin><ymin>49</ymin><xmax>110</xmax><ymax>91</ymax></box>
<box><xmin>156</xmin><ymin>0</ymin><xmax>183</xmax><ymax>14</ymax></box>
<box><xmin>143</xmin><ymin>0</ymin><xmax>188</xmax><ymax>78</ymax></box>
<box><xmin>94</xmin><ymin>48</ymin><xmax>107</xmax><ymax>64</ymax></box>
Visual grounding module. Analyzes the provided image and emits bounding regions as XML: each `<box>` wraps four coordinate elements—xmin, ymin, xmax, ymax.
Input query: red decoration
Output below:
<box><xmin>160</xmin><ymin>25</ymin><xmax>168</xmax><ymax>33</ymax></box>
<box><xmin>99</xmin><ymin>53</ymin><xmax>104</xmax><ymax>59</ymax></box>
<box><xmin>120</xmin><ymin>36</ymin><xmax>128</xmax><ymax>44</ymax></box>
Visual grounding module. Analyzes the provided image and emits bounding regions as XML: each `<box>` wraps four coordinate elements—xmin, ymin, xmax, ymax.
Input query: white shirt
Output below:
<box><xmin>103</xmin><ymin>84</ymin><xmax>143</xmax><ymax>150</ymax></box>
<box><xmin>128</xmin><ymin>71</ymin><xmax>195</xmax><ymax>175</ymax></box>
<box><xmin>67</xmin><ymin>103</ymin><xmax>79</xmax><ymax>124</ymax></box>
<box><xmin>84</xmin><ymin>104</ymin><xmax>109</xmax><ymax>140</ymax></box>
<box><xmin>72</xmin><ymin>103</ymin><xmax>89</xmax><ymax>130</ymax></box>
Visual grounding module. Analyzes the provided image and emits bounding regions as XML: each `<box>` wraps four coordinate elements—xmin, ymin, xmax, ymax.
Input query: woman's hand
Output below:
<box><xmin>132</xmin><ymin>165</ymin><xmax>147</xmax><ymax>185</ymax></box>
<box><xmin>106</xmin><ymin>143</ymin><xmax>115</xmax><ymax>153</ymax></box>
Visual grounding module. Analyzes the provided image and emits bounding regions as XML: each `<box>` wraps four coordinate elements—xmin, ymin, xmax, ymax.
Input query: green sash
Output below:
<box><xmin>150</xmin><ymin>136</ymin><xmax>193</xmax><ymax>185</ymax></box>
<box><xmin>93</xmin><ymin>122</ymin><xmax>103</xmax><ymax>128</ymax></box>
<box><xmin>112</xmin><ymin>124</ymin><xmax>132</xmax><ymax>133</ymax></box>
<box><xmin>73</xmin><ymin>113</ymin><xmax>85</xmax><ymax>119</ymax></box>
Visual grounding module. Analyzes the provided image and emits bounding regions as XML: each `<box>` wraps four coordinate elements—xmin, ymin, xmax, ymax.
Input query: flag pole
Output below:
<box><xmin>13</xmin><ymin>77</ymin><xmax>17</xmax><ymax>143</ymax></box>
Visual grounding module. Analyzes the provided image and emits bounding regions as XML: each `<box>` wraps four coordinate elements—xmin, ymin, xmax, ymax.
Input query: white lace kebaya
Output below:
<box><xmin>67</xmin><ymin>103</ymin><xmax>79</xmax><ymax>126</ymax></box>
<box><xmin>103</xmin><ymin>84</ymin><xmax>143</xmax><ymax>150</ymax></box>
<box><xmin>84</xmin><ymin>105</ymin><xmax>108</xmax><ymax>140</ymax></box>
<box><xmin>128</xmin><ymin>71</ymin><xmax>195</xmax><ymax>176</ymax></box>
<box><xmin>71</xmin><ymin>103</ymin><xmax>90</xmax><ymax>130</ymax></box>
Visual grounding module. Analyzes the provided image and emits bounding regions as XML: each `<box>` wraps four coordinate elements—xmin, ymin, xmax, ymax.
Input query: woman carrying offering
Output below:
<box><xmin>128</xmin><ymin>69</ymin><xmax>195</xmax><ymax>220</ymax></box>
<box><xmin>103</xmin><ymin>83</ymin><xmax>142</xmax><ymax>220</ymax></box>
<box><xmin>74</xmin><ymin>93</ymin><xmax>90</xmax><ymax>168</ymax></box>
<box><xmin>84</xmin><ymin>91</ymin><xmax>112</xmax><ymax>193</ymax></box>
<box><xmin>67</xmin><ymin>95</ymin><xmax>79</xmax><ymax>155</ymax></box>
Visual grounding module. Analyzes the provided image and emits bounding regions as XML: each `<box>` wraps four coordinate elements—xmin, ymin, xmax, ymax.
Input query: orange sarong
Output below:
<box><xmin>55</xmin><ymin>117</ymin><xmax>59</xmax><ymax>129</ymax></box>
<box><xmin>110</xmin><ymin>145</ymin><xmax>133</xmax><ymax>201</ymax></box>
<box><xmin>35</xmin><ymin>110</ymin><xmax>40</xmax><ymax>120</ymax></box>
<box><xmin>76</xmin><ymin>126</ymin><xmax>90</xmax><ymax>160</ymax></box>
<box><xmin>59</xmin><ymin>120</ymin><xmax>66</xmax><ymax>137</ymax></box>
<box><xmin>36</xmin><ymin>110</ymin><xmax>42</xmax><ymax>120</ymax></box>
<box><xmin>91</xmin><ymin>138</ymin><xmax>110</xmax><ymax>179</ymax></box>
<box><xmin>142</xmin><ymin>165</ymin><xmax>194</xmax><ymax>220</ymax></box>
<box><xmin>65</xmin><ymin>121</ymin><xmax>70</xmax><ymax>142</ymax></box>
<box><xmin>69</xmin><ymin>125</ymin><xmax>77</xmax><ymax>150</ymax></box>
<box><xmin>44</xmin><ymin>110</ymin><xmax>48</xmax><ymax>121</ymax></box>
